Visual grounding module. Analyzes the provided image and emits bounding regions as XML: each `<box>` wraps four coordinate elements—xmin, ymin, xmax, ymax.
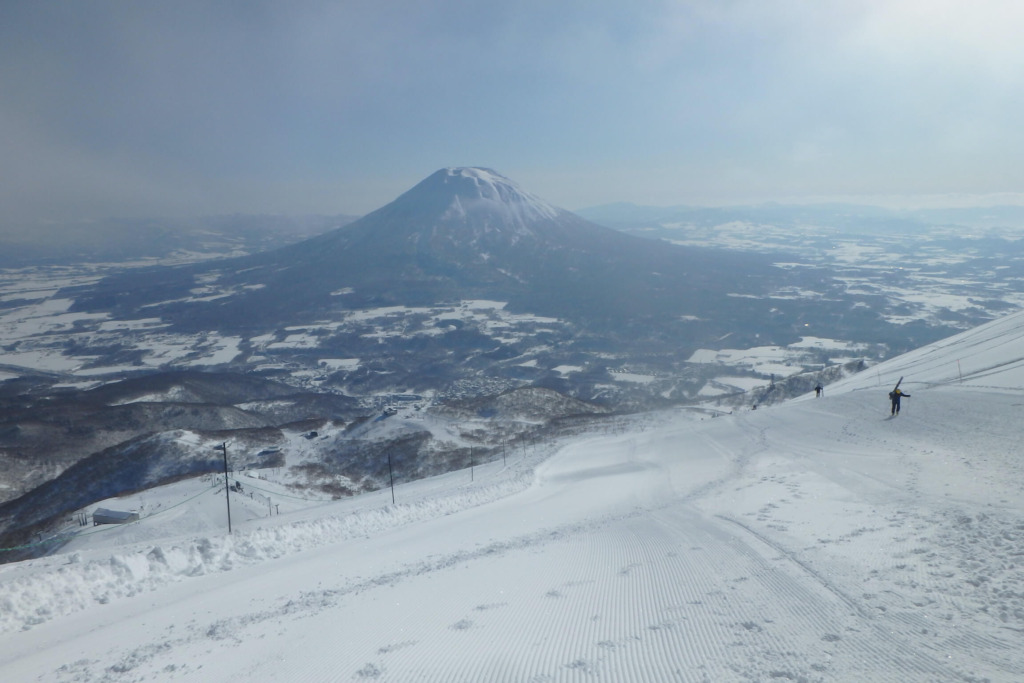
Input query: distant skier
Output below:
<box><xmin>888</xmin><ymin>387</ymin><xmax>910</xmax><ymax>415</ymax></box>
<box><xmin>814</xmin><ymin>384</ymin><xmax>823</xmax><ymax>398</ymax></box>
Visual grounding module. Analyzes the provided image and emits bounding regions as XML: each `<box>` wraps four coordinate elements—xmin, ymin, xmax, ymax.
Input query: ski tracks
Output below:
<box><xmin>323</xmin><ymin>508</ymin><xmax>845</xmax><ymax>682</ymax></box>
<box><xmin>247</xmin><ymin>505</ymin><xmax>970</xmax><ymax>682</ymax></box>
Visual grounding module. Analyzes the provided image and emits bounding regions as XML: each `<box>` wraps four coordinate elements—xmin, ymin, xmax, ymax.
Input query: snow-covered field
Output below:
<box><xmin>3</xmin><ymin>311</ymin><xmax>1024</xmax><ymax>681</ymax></box>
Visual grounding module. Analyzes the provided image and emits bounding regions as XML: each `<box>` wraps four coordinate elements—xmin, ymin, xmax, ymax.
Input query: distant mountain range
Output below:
<box><xmin>0</xmin><ymin>214</ymin><xmax>357</xmax><ymax>266</ymax></box>
<box><xmin>577</xmin><ymin>201</ymin><xmax>1024</xmax><ymax>234</ymax></box>
<box><xmin>6</xmin><ymin>192</ymin><xmax>1022</xmax><ymax>269</ymax></box>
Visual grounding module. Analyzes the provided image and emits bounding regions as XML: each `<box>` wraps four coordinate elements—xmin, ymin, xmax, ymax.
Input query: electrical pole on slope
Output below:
<box><xmin>216</xmin><ymin>442</ymin><xmax>231</xmax><ymax>534</ymax></box>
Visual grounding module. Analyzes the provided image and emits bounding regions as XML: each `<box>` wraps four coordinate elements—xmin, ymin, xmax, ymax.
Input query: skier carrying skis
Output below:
<box><xmin>889</xmin><ymin>386</ymin><xmax>910</xmax><ymax>415</ymax></box>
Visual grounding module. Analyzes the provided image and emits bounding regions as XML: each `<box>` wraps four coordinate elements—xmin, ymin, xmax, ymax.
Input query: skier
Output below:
<box><xmin>889</xmin><ymin>386</ymin><xmax>910</xmax><ymax>415</ymax></box>
<box><xmin>814</xmin><ymin>384</ymin><xmax>823</xmax><ymax>398</ymax></box>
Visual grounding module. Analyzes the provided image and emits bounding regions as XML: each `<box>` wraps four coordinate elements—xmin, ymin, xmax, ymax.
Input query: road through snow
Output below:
<box><xmin>4</xmin><ymin>311</ymin><xmax>1024</xmax><ymax>681</ymax></box>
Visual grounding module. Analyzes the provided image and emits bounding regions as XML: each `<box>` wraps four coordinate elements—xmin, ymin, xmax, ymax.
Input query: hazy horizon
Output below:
<box><xmin>3</xmin><ymin>1</ymin><xmax>1024</xmax><ymax>224</ymax></box>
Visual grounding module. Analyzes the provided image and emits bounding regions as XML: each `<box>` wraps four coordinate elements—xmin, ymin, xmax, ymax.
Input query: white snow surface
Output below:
<box><xmin>441</xmin><ymin>167</ymin><xmax>561</xmax><ymax>225</ymax></box>
<box><xmin>4</xmin><ymin>311</ymin><xmax>1024</xmax><ymax>681</ymax></box>
<box><xmin>427</xmin><ymin>167</ymin><xmax>562</xmax><ymax>240</ymax></box>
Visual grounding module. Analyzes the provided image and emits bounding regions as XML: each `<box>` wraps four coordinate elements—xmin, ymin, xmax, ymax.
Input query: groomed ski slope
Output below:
<box><xmin>3</xmin><ymin>310</ymin><xmax>1024</xmax><ymax>682</ymax></box>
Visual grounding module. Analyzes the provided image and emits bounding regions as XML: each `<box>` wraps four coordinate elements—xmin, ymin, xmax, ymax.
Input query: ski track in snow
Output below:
<box><xmin>5</xmin><ymin>310</ymin><xmax>1024</xmax><ymax>681</ymax></box>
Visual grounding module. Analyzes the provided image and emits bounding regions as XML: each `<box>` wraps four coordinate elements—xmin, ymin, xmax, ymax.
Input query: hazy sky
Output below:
<box><xmin>2</xmin><ymin>0</ymin><xmax>1023</xmax><ymax>223</ymax></box>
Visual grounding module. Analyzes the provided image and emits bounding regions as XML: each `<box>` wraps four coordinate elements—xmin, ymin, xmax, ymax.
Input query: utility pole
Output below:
<box><xmin>216</xmin><ymin>442</ymin><xmax>231</xmax><ymax>534</ymax></box>
<box><xmin>387</xmin><ymin>450</ymin><xmax>395</xmax><ymax>504</ymax></box>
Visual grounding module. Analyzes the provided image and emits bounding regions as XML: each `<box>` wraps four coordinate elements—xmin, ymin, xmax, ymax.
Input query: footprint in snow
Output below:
<box><xmin>354</xmin><ymin>662</ymin><xmax>382</xmax><ymax>679</ymax></box>
<box><xmin>474</xmin><ymin>602</ymin><xmax>507</xmax><ymax>611</ymax></box>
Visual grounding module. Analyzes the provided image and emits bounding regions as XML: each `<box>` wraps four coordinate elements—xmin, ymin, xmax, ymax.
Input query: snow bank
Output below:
<box><xmin>0</xmin><ymin>467</ymin><xmax>535</xmax><ymax>634</ymax></box>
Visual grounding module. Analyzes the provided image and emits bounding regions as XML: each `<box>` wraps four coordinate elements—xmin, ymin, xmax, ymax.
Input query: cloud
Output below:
<box><xmin>1</xmin><ymin>0</ymin><xmax>1023</xmax><ymax>223</ymax></box>
<box><xmin>845</xmin><ymin>0</ymin><xmax>1024</xmax><ymax>79</ymax></box>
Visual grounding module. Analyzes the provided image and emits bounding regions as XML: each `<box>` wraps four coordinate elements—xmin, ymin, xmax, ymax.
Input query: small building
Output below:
<box><xmin>92</xmin><ymin>508</ymin><xmax>140</xmax><ymax>526</ymax></box>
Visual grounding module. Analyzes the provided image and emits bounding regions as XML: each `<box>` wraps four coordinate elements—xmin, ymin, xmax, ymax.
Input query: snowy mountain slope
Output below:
<box><xmin>0</xmin><ymin>393</ymin><xmax>554</xmax><ymax>554</ymax></box>
<box><xmin>357</xmin><ymin>167</ymin><xmax>562</xmax><ymax>238</ymax></box>
<box><xmin>829</xmin><ymin>305</ymin><xmax>1024</xmax><ymax>394</ymax></box>
<box><xmin>3</xmin><ymin>312</ymin><xmax>1024</xmax><ymax>680</ymax></box>
<box><xmin>0</xmin><ymin>369</ymin><xmax>363</xmax><ymax>508</ymax></box>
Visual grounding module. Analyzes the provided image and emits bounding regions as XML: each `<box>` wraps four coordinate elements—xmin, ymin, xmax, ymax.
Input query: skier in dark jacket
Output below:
<box><xmin>889</xmin><ymin>387</ymin><xmax>910</xmax><ymax>415</ymax></box>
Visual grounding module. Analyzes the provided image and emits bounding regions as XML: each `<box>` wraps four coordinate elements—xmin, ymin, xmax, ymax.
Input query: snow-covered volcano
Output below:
<box><xmin>293</xmin><ymin>166</ymin><xmax>636</xmax><ymax>274</ymax></box>
<box><xmin>4</xmin><ymin>308</ymin><xmax>1024</xmax><ymax>680</ymax></box>
<box><xmin>66</xmin><ymin>167</ymin><xmax>791</xmax><ymax>343</ymax></box>
<box><xmin>382</xmin><ymin>167</ymin><xmax>562</xmax><ymax>235</ymax></box>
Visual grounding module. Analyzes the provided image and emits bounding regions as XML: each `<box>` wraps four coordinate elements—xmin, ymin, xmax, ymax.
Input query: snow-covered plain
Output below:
<box><xmin>4</xmin><ymin>311</ymin><xmax>1024</xmax><ymax>681</ymax></box>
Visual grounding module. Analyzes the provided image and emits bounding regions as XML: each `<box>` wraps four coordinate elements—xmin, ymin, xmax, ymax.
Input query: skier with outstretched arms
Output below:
<box><xmin>888</xmin><ymin>377</ymin><xmax>910</xmax><ymax>416</ymax></box>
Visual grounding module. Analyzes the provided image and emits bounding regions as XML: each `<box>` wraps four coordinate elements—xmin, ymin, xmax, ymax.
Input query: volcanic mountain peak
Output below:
<box><xmin>380</xmin><ymin>167</ymin><xmax>563</xmax><ymax>236</ymax></box>
<box><xmin>440</xmin><ymin>167</ymin><xmax>558</xmax><ymax>217</ymax></box>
